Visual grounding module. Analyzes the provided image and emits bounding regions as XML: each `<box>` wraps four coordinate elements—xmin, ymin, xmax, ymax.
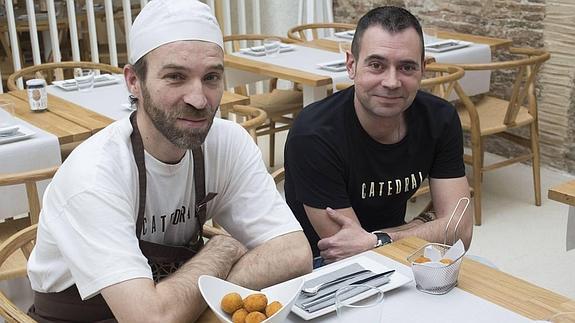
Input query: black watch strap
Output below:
<box><xmin>372</xmin><ymin>231</ymin><xmax>392</xmax><ymax>248</ymax></box>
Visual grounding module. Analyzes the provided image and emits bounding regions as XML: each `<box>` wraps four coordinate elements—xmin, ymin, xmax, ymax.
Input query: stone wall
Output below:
<box><xmin>333</xmin><ymin>0</ymin><xmax>575</xmax><ymax>174</ymax></box>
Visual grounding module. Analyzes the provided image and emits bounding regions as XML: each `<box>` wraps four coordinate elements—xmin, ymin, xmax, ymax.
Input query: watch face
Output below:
<box><xmin>376</xmin><ymin>232</ymin><xmax>392</xmax><ymax>245</ymax></box>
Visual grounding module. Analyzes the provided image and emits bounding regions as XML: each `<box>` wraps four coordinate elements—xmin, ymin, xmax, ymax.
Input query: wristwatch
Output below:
<box><xmin>371</xmin><ymin>231</ymin><xmax>392</xmax><ymax>248</ymax></box>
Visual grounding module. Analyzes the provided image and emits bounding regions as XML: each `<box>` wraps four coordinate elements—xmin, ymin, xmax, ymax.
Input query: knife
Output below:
<box><xmin>300</xmin><ymin>269</ymin><xmax>395</xmax><ymax>309</ymax></box>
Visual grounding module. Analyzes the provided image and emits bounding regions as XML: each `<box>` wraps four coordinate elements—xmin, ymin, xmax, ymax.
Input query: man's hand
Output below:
<box><xmin>316</xmin><ymin>208</ymin><xmax>376</xmax><ymax>264</ymax></box>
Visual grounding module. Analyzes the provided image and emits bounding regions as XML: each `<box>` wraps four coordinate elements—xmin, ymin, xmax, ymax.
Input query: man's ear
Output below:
<box><xmin>124</xmin><ymin>65</ymin><xmax>141</xmax><ymax>98</ymax></box>
<box><xmin>346</xmin><ymin>51</ymin><xmax>356</xmax><ymax>80</ymax></box>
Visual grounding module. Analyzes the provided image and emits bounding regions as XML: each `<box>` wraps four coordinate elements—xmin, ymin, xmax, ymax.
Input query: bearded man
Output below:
<box><xmin>26</xmin><ymin>1</ymin><xmax>311</xmax><ymax>321</ymax></box>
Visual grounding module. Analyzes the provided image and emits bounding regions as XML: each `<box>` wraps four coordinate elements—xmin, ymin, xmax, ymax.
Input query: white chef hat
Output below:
<box><xmin>129</xmin><ymin>0</ymin><xmax>224</xmax><ymax>64</ymax></box>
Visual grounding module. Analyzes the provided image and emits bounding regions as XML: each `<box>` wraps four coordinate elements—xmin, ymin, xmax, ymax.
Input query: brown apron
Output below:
<box><xmin>29</xmin><ymin>112</ymin><xmax>217</xmax><ymax>322</ymax></box>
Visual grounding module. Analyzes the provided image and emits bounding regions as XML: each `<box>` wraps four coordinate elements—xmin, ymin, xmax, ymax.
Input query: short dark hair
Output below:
<box><xmin>351</xmin><ymin>6</ymin><xmax>424</xmax><ymax>62</ymax></box>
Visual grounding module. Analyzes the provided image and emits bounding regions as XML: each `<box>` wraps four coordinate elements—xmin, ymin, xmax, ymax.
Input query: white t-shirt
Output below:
<box><xmin>27</xmin><ymin>117</ymin><xmax>302</xmax><ymax>300</ymax></box>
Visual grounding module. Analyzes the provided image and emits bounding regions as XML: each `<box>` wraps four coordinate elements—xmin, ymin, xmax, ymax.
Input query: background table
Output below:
<box><xmin>0</xmin><ymin>110</ymin><xmax>61</xmax><ymax>221</ymax></box>
<box><xmin>548</xmin><ymin>180</ymin><xmax>575</xmax><ymax>251</ymax></box>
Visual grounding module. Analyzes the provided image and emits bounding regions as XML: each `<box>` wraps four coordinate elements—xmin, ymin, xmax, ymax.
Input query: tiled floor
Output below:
<box><xmin>262</xmin><ymin>131</ymin><xmax>575</xmax><ymax>300</ymax></box>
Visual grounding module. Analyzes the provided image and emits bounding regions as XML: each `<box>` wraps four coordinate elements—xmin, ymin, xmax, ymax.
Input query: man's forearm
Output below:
<box><xmin>103</xmin><ymin>235</ymin><xmax>246</xmax><ymax>322</ymax></box>
<box><xmin>226</xmin><ymin>231</ymin><xmax>313</xmax><ymax>291</ymax></box>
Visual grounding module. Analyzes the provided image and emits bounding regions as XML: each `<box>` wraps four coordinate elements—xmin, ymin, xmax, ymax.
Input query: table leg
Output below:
<box><xmin>568</xmin><ymin>206</ymin><xmax>575</xmax><ymax>251</ymax></box>
<box><xmin>302</xmin><ymin>85</ymin><xmax>328</xmax><ymax>106</ymax></box>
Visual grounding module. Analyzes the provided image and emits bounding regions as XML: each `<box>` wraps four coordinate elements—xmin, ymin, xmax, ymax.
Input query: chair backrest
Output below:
<box><xmin>7</xmin><ymin>61</ymin><xmax>123</xmax><ymax>91</ymax></box>
<box><xmin>421</xmin><ymin>63</ymin><xmax>466</xmax><ymax>100</ymax></box>
<box><xmin>0</xmin><ymin>224</ymin><xmax>38</xmax><ymax>323</ymax></box>
<box><xmin>271</xmin><ymin>167</ymin><xmax>285</xmax><ymax>185</ymax></box>
<box><xmin>226</xmin><ymin>105</ymin><xmax>268</xmax><ymax>142</ymax></box>
<box><xmin>0</xmin><ymin>167</ymin><xmax>58</xmax><ymax>224</ymax></box>
<box><xmin>455</xmin><ymin>47</ymin><xmax>550</xmax><ymax>126</ymax></box>
<box><xmin>287</xmin><ymin>23</ymin><xmax>356</xmax><ymax>42</ymax></box>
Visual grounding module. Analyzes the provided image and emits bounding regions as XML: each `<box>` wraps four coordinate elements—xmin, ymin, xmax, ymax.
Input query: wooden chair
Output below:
<box><xmin>0</xmin><ymin>225</ymin><xmax>38</xmax><ymax>323</ymax></box>
<box><xmin>7</xmin><ymin>61</ymin><xmax>123</xmax><ymax>91</ymax></box>
<box><xmin>0</xmin><ymin>166</ymin><xmax>58</xmax><ymax>280</ymax></box>
<box><xmin>223</xmin><ymin>34</ymin><xmax>304</xmax><ymax>167</ymax></box>
<box><xmin>454</xmin><ymin>47</ymin><xmax>550</xmax><ymax>225</ymax></box>
<box><xmin>225</xmin><ymin>105</ymin><xmax>268</xmax><ymax>143</ymax></box>
<box><xmin>0</xmin><ymin>223</ymin><xmax>228</xmax><ymax>323</ymax></box>
<box><xmin>287</xmin><ymin>23</ymin><xmax>356</xmax><ymax>42</ymax></box>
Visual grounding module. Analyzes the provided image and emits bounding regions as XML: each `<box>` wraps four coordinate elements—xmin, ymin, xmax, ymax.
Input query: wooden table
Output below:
<box><xmin>1</xmin><ymin>92</ymin><xmax>91</xmax><ymax>145</ymax></box>
<box><xmin>225</xmin><ymin>52</ymin><xmax>333</xmax><ymax>106</ymax></box>
<box><xmin>304</xmin><ymin>31</ymin><xmax>512</xmax><ymax>53</ymax></box>
<box><xmin>548</xmin><ymin>180</ymin><xmax>575</xmax><ymax>251</ymax></box>
<box><xmin>3</xmin><ymin>90</ymin><xmax>249</xmax><ymax>146</ymax></box>
<box><xmin>549</xmin><ymin>180</ymin><xmax>575</xmax><ymax>207</ymax></box>
<box><xmin>197</xmin><ymin>236</ymin><xmax>575</xmax><ymax>322</ymax></box>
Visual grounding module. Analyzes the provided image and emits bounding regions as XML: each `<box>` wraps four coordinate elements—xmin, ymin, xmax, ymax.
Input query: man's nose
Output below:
<box><xmin>183</xmin><ymin>80</ymin><xmax>208</xmax><ymax>109</ymax></box>
<box><xmin>380</xmin><ymin>68</ymin><xmax>401</xmax><ymax>89</ymax></box>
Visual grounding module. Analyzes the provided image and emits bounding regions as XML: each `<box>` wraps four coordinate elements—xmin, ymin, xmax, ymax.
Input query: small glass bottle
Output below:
<box><xmin>26</xmin><ymin>79</ymin><xmax>48</xmax><ymax>112</ymax></box>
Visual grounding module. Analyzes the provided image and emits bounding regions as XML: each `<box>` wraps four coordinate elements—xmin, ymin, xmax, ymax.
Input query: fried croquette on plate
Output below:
<box><xmin>243</xmin><ymin>293</ymin><xmax>268</xmax><ymax>313</ymax></box>
<box><xmin>231</xmin><ymin>308</ymin><xmax>249</xmax><ymax>323</ymax></box>
<box><xmin>265</xmin><ymin>301</ymin><xmax>283</xmax><ymax>317</ymax></box>
<box><xmin>245</xmin><ymin>311</ymin><xmax>267</xmax><ymax>323</ymax></box>
<box><xmin>221</xmin><ymin>292</ymin><xmax>244</xmax><ymax>314</ymax></box>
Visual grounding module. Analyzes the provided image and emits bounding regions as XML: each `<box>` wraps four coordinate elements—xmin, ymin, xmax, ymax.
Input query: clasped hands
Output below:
<box><xmin>317</xmin><ymin>207</ymin><xmax>378</xmax><ymax>264</ymax></box>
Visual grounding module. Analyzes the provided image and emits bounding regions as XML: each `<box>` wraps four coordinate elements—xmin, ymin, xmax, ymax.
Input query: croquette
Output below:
<box><xmin>265</xmin><ymin>301</ymin><xmax>283</xmax><ymax>317</ymax></box>
<box><xmin>221</xmin><ymin>292</ymin><xmax>244</xmax><ymax>314</ymax></box>
<box><xmin>245</xmin><ymin>311</ymin><xmax>267</xmax><ymax>323</ymax></box>
<box><xmin>243</xmin><ymin>293</ymin><xmax>268</xmax><ymax>313</ymax></box>
<box><xmin>232</xmin><ymin>308</ymin><xmax>249</xmax><ymax>323</ymax></box>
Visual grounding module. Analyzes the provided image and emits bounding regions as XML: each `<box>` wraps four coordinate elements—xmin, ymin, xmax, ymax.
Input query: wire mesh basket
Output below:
<box><xmin>406</xmin><ymin>197</ymin><xmax>470</xmax><ymax>295</ymax></box>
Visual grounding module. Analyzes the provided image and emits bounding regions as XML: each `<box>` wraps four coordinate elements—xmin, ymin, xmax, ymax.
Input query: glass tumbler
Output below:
<box><xmin>335</xmin><ymin>284</ymin><xmax>384</xmax><ymax>323</ymax></box>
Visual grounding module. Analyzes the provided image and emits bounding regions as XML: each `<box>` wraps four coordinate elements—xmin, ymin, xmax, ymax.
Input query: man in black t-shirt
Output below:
<box><xmin>285</xmin><ymin>6</ymin><xmax>473</xmax><ymax>265</ymax></box>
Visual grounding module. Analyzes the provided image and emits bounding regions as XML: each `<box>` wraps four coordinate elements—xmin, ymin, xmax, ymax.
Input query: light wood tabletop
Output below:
<box><xmin>548</xmin><ymin>180</ymin><xmax>575</xmax><ymax>207</ymax></box>
<box><xmin>1</xmin><ymin>92</ymin><xmax>91</xmax><ymax>145</ymax></box>
<box><xmin>225</xmin><ymin>54</ymin><xmax>333</xmax><ymax>88</ymax></box>
<box><xmin>196</xmin><ymin>236</ymin><xmax>575</xmax><ymax>322</ymax></box>
<box><xmin>376</xmin><ymin>236</ymin><xmax>575</xmax><ymax>320</ymax></box>
<box><xmin>9</xmin><ymin>90</ymin><xmax>113</xmax><ymax>136</ymax></box>
<box><xmin>4</xmin><ymin>90</ymin><xmax>249</xmax><ymax>146</ymax></box>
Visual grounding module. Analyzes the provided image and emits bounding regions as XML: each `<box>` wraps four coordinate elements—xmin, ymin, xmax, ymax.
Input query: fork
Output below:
<box><xmin>300</xmin><ymin>269</ymin><xmax>370</xmax><ymax>296</ymax></box>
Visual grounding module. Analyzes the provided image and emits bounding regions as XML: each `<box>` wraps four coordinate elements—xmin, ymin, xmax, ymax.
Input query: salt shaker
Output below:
<box><xmin>26</xmin><ymin>79</ymin><xmax>48</xmax><ymax>112</ymax></box>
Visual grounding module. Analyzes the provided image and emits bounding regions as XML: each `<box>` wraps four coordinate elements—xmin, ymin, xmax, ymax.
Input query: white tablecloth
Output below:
<box><xmin>228</xmin><ymin>42</ymin><xmax>491</xmax><ymax>106</ymax></box>
<box><xmin>46</xmin><ymin>75</ymin><xmax>131</xmax><ymax>121</ymax></box>
<box><xmin>428</xmin><ymin>43</ymin><xmax>492</xmax><ymax>100</ymax></box>
<box><xmin>228</xmin><ymin>44</ymin><xmax>350</xmax><ymax>92</ymax></box>
<box><xmin>284</xmin><ymin>251</ymin><xmax>533</xmax><ymax>323</ymax></box>
<box><xmin>0</xmin><ymin>118</ymin><xmax>61</xmax><ymax>221</ymax></box>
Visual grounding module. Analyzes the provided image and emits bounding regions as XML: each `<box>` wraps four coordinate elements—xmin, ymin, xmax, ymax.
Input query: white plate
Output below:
<box><xmin>334</xmin><ymin>30</ymin><xmax>355</xmax><ymax>40</ymax></box>
<box><xmin>0</xmin><ymin>125</ymin><xmax>20</xmax><ymax>136</ymax></box>
<box><xmin>198</xmin><ymin>275</ymin><xmax>304</xmax><ymax>323</ymax></box>
<box><xmin>52</xmin><ymin>74</ymin><xmax>121</xmax><ymax>91</ymax></box>
<box><xmin>425</xmin><ymin>39</ymin><xmax>472</xmax><ymax>53</ymax></box>
<box><xmin>317</xmin><ymin>60</ymin><xmax>347</xmax><ymax>72</ymax></box>
<box><xmin>239</xmin><ymin>44</ymin><xmax>295</xmax><ymax>56</ymax></box>
<box><xmin>289</xmin><ymin>254</ymin><xmax>412</xmax><ymax>320</ymax></box>
<box><xmin>0</xmin><ymin>125</ymin><xmax>35</xmax><ymax>145</ymax></box>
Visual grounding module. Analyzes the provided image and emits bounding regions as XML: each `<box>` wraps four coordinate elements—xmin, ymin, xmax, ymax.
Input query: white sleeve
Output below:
<box><xmin>44</xmin><ymin>189</ymin><xmax>152</xmax><ymax>299</ymax></box>
<box><xmin>209</xmin><ymin>126</ymin><xmax>302</xmax><ymax>249</ymax></box>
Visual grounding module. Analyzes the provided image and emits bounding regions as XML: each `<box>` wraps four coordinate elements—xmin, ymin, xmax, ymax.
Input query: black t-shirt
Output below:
<box><xmin>284</xmin><ymin>86</ymin><xmax>465</xmax><ymax>256</ymax></box>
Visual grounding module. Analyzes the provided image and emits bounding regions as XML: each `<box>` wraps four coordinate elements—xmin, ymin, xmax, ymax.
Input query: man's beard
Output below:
<box><xmin>140</xmin><ymin>84</ymin><xmax>216</xmax><ymax>149</ymax></box>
